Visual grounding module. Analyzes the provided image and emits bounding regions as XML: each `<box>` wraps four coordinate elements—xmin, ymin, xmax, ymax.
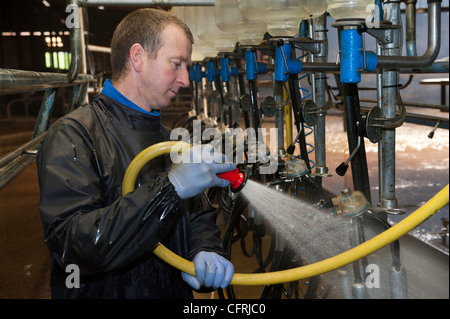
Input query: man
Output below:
<box><xmin>37</xmin><ymin>8</ymin><xmax>235</xmax><ymax>299</ymax></box>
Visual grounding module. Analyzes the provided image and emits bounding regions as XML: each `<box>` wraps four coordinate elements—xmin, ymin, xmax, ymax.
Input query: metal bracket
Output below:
<box><xmin>288</xmin><ymin>37</ymin><xmax>325</xmax><ymax>55</ymax></box>
<box><xmin>261</xmin><ymin>96</ymin><xmax>285</xmax><ymax>117</ymax></box>
<box><xmin>366</xmin><ymin>21</ymin><xmax>401</xmax><ymax>45</ymax></box>
<box><xmin>267</xmin><ymin>37</ymin><xmax>325</xmax><ymax>55</ymax></box>
<box><xmin>366</xmin><ymin>106</ymin><xmax>383</xmax><ymax>143</ymax></box>
<box><xmin>302</xmin><ymin>100</ymin><xmax>319</xmax><ymax>126</ymax></box>
<box><xmin>240</xmin><ymin>93</ymin><xmax>252</xmax><ymax>112</ymax></box>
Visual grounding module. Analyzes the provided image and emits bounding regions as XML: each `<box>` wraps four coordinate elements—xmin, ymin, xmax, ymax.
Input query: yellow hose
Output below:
<box><xmin>284</xmin><ymin>84</ymin><xmax>292</xmax><ymax>150</ymax></box>
<box><xmin>122</xmin><ymin>140</ymin><xmax>449</xmax><ymax>286</ymax></box>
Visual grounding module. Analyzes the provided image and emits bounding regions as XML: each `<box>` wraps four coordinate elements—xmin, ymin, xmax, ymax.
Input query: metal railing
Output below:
<box><xmin>0</xmin><ymin>2</ymin><xmax>95</xmax><ymax>191</ymax></box>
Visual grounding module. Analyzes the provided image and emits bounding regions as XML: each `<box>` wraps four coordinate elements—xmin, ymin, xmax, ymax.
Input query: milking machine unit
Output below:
<box><xmin>168</xmin><ymin>0</ymin><xmax>447</xmax><ymax>299</ymax></box>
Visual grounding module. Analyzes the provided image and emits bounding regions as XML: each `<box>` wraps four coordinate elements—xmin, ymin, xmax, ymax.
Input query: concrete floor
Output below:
<box><xmin>0</xmin><ymin>107</ymin><xmax>448</xmax><ymax>299</ymax></box>
<box><xmin>0</xmin><ymin>161</ymin><xmax>50</xmax><ymax>299</ymax></box>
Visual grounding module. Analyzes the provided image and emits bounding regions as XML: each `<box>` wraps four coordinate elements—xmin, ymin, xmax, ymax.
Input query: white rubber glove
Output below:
<box><xmin>168</xmin><ymin>146</ymin><xmax>236</xmax><ymax>199</ymax></box>
<box><xmin>182</xmin><ymin>251</ymin><xmax>235</xmax><ymax>290</ymax></box>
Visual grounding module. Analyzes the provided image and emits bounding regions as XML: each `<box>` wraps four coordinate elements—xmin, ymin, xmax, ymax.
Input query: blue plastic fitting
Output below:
<box><xmin>340</xmin><ymin>29</ymin><xmax>378</xmax><ymax>83</ymax></box>
<box><xmin>220</xmin><ymin>57</ymin><xmax>238</xmax><ymax>82</ymax></box>
<box><xmin>257</xmin><ymin>63</ymin><xmax>267</xmax><ymax>75</ymax></box>
<box><xmin>375</xmin><ymin>0</ymin><xmax>383</xmax><ymax>20</ymax></box>
<box><xmin>245</xmin><ymin>50</ymin><xmax>257</xmax><ymax>81</ymax></box>
<box><xmin>194</xmin><ymin>64</ymin><xmax>204</xmax><ymax>83</ymax></box>
<box><xmin>245</xmin><ymin>50</ymin><xmax>267</xmax><ymax>81</ymax></box>
<box><xmin>220</xmin><ymin>57</ymin><xmax>230</xmax><ymax>82</ymax></box>
<box><xmin>189</xmin><ymin>65</ymin><xmax>195</xmax><ymax>82</ymax></box>
<box><xmin>206</xmin><ymin>60</ymin><xmax>216</xmax><ymax>82</ymax></box>
<box><xmin>275</xmin><ymin>43</ymin><xmax>302</xmax><ymax>82</ymax></box>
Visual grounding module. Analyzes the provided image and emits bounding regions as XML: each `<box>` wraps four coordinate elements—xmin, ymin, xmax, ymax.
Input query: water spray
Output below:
<box><xmin>122</xmin><ymin>141</ymin><xmax>449</xmax><ymax>286</ymax></box>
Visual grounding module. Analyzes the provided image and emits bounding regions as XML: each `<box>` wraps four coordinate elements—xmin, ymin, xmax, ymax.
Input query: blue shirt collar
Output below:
<box><xmin>101</xmin><ymin>79</ymin><xmax>160</xmax><ymax>117</ymax></box>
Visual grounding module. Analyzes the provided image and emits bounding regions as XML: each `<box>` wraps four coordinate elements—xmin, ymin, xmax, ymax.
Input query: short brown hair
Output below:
<box><xmin>110</xmin><ymin>8</ymin><xmax>194</xmax><ymax>81</ymax></box>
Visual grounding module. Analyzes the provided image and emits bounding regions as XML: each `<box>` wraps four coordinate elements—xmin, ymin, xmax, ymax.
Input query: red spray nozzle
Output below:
<box><xmin>217</xmin><ymin>168</ymin><xmax>247</xmax><ymax>193</ymax></box>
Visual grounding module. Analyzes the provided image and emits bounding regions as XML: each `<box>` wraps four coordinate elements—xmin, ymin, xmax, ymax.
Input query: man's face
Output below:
<box><xmin>139</xmin><ymin>24</ymin><xmax>192</xmax><ymax>110</ymax></box>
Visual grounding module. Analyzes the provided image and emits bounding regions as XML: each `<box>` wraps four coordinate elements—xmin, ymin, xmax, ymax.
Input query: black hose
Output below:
<box><xmin>248</xmin><ymin>80</ymin><xmax>260</xmax><ymax>131</ymax></box>
<box><xmin>238</xmin><ymin>72</ymin><xmax>251</xmax><ymax>129</ymax></box>
<box><xmin>288</xmin><ymin>75</ymin><xmax>312</xmax><ymax>172</ymax></box>
<box><xmin>342</xmin><ymin>83</ymin><xmax>372</xmax><ymax>203</ymax></box>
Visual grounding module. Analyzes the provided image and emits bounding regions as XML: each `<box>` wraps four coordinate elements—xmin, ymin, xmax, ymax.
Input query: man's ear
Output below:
<box><xmin>129</xmin><ymin>43</ymin><xmax>146</xmax><ymax>73</ymax></box>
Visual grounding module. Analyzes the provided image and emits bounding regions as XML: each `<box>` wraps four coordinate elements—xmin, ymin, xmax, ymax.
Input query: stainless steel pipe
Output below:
<box><xmin>377</xmin><ymin>1</ymin><xmax>441</xmax><ymax>68</ymax></box>
<box><xmin>379</xmin><ymin>1</ymin><xmax>401</xmax><ymax>212</ymax></box>
<box><xmin>304</xmin><ymin>1</ymin><xmax>442</xmax><ymax>72</ymax></box>
<box><xmin>312</xmin><ymin>14</ymin><xmax>329</xmax><ymax>177</ymax></box>
<box><xmin>405</xmin><ymin>0</ymin><xmax>418</xmax><ymax>56</ymax></box>
<box><xmin>0</xmin><ymin>69</ymin><xmax>94</xmax><ymax>95</ymax></box>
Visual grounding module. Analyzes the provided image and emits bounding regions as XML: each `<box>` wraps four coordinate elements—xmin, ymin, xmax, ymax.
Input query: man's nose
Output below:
<box><xmin>178</xmin><ymin>67</ymin><xmax>190</xmax><ymax>88</ymax></box>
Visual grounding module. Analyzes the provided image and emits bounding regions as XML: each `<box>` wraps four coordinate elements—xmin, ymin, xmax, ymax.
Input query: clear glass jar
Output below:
<box><xmin>326</xmin><ymin>0</ymin><xmax>375</xmax><ymax>20</ymax></box>
<box><xmin>237</xmin><ymin>0</ymin><xmax>328</xmax><ymax>37</ymax></box>
<box><xmin>196</xmin><ymin>6</ymin><xmax>238</xmax><ymax>54</ymax></box>
<box><xmin>299</xmin><ymin>0</ymin><xmax>329</xmax><ymax>20</ymax></box>
<box><xmin>172</xmin><ymin>6</ymin><xmax>207</xmax><ymax>60</ymax></box>
<box><xmin>215</xmin><ymin>0</ymin><xmax>267</xmax><ymax>46</ymax></box>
